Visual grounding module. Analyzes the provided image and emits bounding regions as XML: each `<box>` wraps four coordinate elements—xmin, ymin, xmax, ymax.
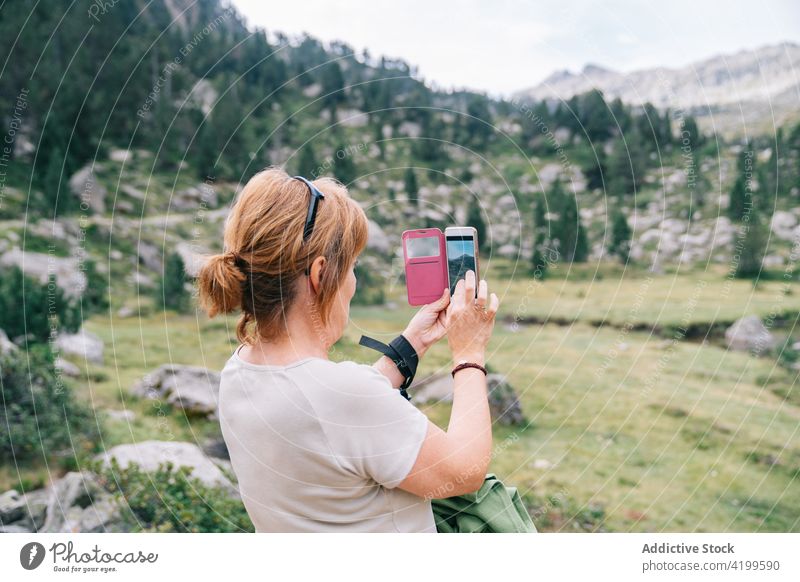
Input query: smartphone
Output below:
<box><xmin>402</xmin><ymin>228</ymin><xmax>448</xmax><ymax>306</ymax></box>
<box><xmin>445</xmin><ymin>226</ymin><xmax>479</xmax><ymax>297</ymax></box>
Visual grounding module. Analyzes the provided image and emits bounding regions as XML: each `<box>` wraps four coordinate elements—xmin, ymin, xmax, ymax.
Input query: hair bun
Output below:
<box><xmin>197</xmin><ymin>252</ymin><xmax>246</xmax><ymax>317</ymax></box>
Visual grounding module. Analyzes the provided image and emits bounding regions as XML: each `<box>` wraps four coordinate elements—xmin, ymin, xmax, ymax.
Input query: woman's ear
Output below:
<box><xmin>308</xmin><ymin>256</ymin><xmax>326</xmax><ymax>295</ymax></box>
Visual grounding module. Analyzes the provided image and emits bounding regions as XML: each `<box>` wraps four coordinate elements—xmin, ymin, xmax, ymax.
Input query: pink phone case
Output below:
<box><xmin>402</xmin><ymin>228</ymin><xmax>447</xmax><ymax>306</ymax></box>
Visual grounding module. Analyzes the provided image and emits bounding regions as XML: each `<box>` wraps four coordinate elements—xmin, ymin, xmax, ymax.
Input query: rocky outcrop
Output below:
<box><xmin>0</xmin><ymin>328</ymin><xmax>16</xmax><ymax>355</ymax></box>
<box><xmin>69</xmin><ymin>164</ymin><xmax>107</xmax><ymax>213</ymax></box>
<box><xmin>132</xmin><ymin>364</ymin><xmax>220</xmax><ymax>418</ymax></box>
<box><xmin>96</xmin><ymin>441</ymin><xmax>235</xmax><ymax>493</ymax></box>
<box><xmin>725</xmin><ymin>315</ymin><xmax>776</xmax><ymax>355</ymax></box>
<box><xmin>41</xmin><ymin>472</ymin><xmax>122</xmax><ymax>533</ymax></box>
<box><xmin>55</xmin><ymin>329</ymin><xmax>104</xmax><ymax>365</ymax></box>
<box><xmin>0</xmin><ymin>473</ymin><xmax>120</xmax><ymax>533</ymax></box>
<box><xmin>411</xmin><ymin>372</ymin><xmax>527</xmax><ymax>426</ymax></box>
<box><xmin>0</xmin><ymin>248</ymin><xmax>87</xmax><ymax>298</ymax></box>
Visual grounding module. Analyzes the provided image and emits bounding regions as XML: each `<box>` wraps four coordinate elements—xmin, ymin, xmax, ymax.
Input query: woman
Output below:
<box><xmin>198</xmin><ymin>167</ymin><xmax>500</xmax><ymax>532</ymax></box>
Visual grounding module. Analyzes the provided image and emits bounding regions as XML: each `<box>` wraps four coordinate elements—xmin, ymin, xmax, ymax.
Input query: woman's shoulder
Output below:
<box><xmin>301</xmin><ymin>358</ymin><xmax>394</xmax><ymax>395</ymax></box>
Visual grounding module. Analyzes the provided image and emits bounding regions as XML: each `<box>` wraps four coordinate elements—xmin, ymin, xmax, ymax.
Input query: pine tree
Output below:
<box><xmin>557</xmin><ymin>185</ymin><xmax>588</xmax><ymax>263</ymax></box>
<box><xmin>466</xmin><ymin>200</ymin><xmax>488</xmax><ymax>253</ymax></box>
<box><xmin>609</xmin><ymin>211</ymin><xmax>632</xmax><ymax>263</ymax></box>
<box><xmin>530</xmin><ymin>200</ymin><xmax>548</xmax><ymax>278</ymax></box>
<box><xmin>296</xmin><ymin>144</ymin><xmax>318</xmax><ymax>177</ymax></box>
<box><xmin>728</xmin><ymin>148</ymin><xmax>754</xmax><ymax>221</ymax></box>
<box><xmin>404</xmin><ymin>167</ymin><xmax>419</xmax><ymax>205</ymax></box>
<box><xmin>735</xmin><ymin>206</ymin><xmax>767</xmax><ymax>279</ymax></box>
<box><xmin>156</xmin><ymin>252</ymin><xmax>190</xmax><ymax>313</ymax></box>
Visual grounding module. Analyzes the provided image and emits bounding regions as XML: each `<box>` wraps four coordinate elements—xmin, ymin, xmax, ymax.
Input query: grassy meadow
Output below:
<box><xmin>5</xmin><ymin>258</ymin><xmax>797</xmax><ymax>532</ymax></box>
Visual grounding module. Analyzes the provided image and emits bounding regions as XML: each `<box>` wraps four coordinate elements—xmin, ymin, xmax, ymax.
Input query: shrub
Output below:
<box><xmin>0</xmin><ymin>266</ymin><xmax>81</xmax><ymax>344</ymax></box>
<box><xmin>95</xmin><ymin>458</ymin><xmax>254</xmax><ymax>533</ymax></box>
<box><xmin>0</xmin><ymin>345</ymin><xmax>96</xmax><ymax>462</ymax></box>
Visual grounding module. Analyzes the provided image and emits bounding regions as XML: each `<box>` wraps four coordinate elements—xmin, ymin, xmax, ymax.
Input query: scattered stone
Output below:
<box><xmin>172</xmin><ymin>183</ymin><xmax>217</xmax><ymax>212</ymax></box>
<box><xmin>96</xmin><ymin>441</ymin><xmax>235</xmax><ymax>492</ymax></box>
<box><xmin>132</xmin><ymin>364</ymin><xmax>221</xmax><ymax>418</ymax></box>
<box><xmin>116</xmin><ymin>306</ymin><xmax>135</xmax><ymax>318</ymax></box>
<box><xmin>105</xmin><ymin>409</ymin><xmax>136</xmax><ymax>422</ymax></box>
<box><xmin>725</xmin><ymin>315</ymin><xmax>776</xmax><ymax>355</ymax></box>
<box><xmin>109</xmin><ymin>149</ymin><xmax>131</xmax><ymax>163</ymax></box>
<box><xmin>0</xmin><ymin>248</ymin><xmax>87</xmax><ymax>298</ymax></box>
<box><xmin>175</xmin><ymin>241</ymin><xmax>209</xmax><ymax>278</ymax></box>
<box><xmin>0</xmin><ymin>490</ymin><xmax>25</xmax><ymax>524</ymax></box>
<box><xmin>770</xmin><ymin>210</ymin><xmax>797</xmax><ymax>240</ymax></box>
<box><xmin>41</xmin><ymin>472</ymin><xmax>123</xmax><ymax>533</ymax></box>
<box><xmin>367</xmin><ymin>220</ymin><xmax>390</xmax><ymax>254</ymax></box>
<box><xmin>531</xmin><ymin>459</ymin><xmax>554</xmax><ymax>470</ymax></box>
<box><xmin>0</xmin><ymin>328</ymin><xmax>16</xmax><ymax>355</ymax></box>
<box><xmin>56</xmin><ymin>329</ymin><xmax>104</xmax><ymax>365</ymax></box>
<box><xmin>203</xmin><ymin>438</ymin><xmax>230</xmax><ymax>460</ymax></box>
<box><xmin>412</xmin><ymin>373</ymin><xmax>527</xmax><ymax>426</ymax></box>
<box><xmin>54</xmin><ymin>357</ymin><xmax>81</xmax><ymax>378</ymax></box>
<box><xmin>68</xmin><ymin>164</ymin><xmax>107</xmax><ymax>213</ymax></box>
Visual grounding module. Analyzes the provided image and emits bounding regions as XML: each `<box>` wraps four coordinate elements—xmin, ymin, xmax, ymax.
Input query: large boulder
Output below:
<box><xmin>132</xmin><ymin>364</ymin><xmax>220</xmax><ymax>418</ymax></box>
<box><xmin>367</xmin><ymin>220</ymin><xmax>390</xmax><ymax>254</ymax></box>
<box><xmin>411</xmin><ymin>373</ymin><xmax>527</xmax><ymax>426</ymax></box>
<box><xmin>69</xmin><ymin>164</ymin><xmax>107</xmax><ymax>213</ymax></box>
<box><xmin>96</xmin><ymin>441</ymin><xmax>235</xmax><ymax>493</ymax></box>
<box><xmin>41</xmin><ymin>472</ymin><xmax>123</xmax><ymax>533</ymax></box>
<box><xmin>0</xmin><ymin>248</ymin><xmax>87</xmax><ymax>298</ymax></box>
<box><xmin>56</xmin><ymin>329</ymin><xmax>104</xmax><ymax>365</ymax></box>
<box><xmin>725</xmin><ymin>315</ymin><xmax>776</xmax><ymax>355</ymax></box>
<box><xmin>0</xmin><ymin>328</ymin><xmax>16</xmax><ymax>355</ymax></box>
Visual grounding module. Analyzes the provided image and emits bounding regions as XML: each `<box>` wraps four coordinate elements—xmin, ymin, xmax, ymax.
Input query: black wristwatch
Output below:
<box><xmin>358</xmin><ymin>334</ymin><xmax>419</xmax><ymax>400</ymax></box>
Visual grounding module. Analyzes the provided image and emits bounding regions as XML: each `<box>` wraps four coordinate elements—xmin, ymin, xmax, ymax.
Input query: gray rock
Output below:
<box><xmin>0</xmin><ymin>490</ymin><xmax>24</xmax><ymax>524</ymax></box>
<box><xmin>367</xmin><ymin>220</ymin><xmax>390</xmax><ymax>254</ymax></box>
<box><xmin>172</xmin><ymin>183</ymin><xmax>218</xmax><ymax>212</ymax></box>
<box><xmin>41</xmin><ymin>472</ymin><xmax>122</xmax><ymax>533</ymax></box>
<box><xmin>137</xmin><ymin>240</ymin><xmax>162</xmax><ymax>272</ymax></box>
<box><xmin>14</xmin><ymin>489</ymin><xmax>49</xmax><ymax>531</ymax></box>
<box><xmin>0</xmin><ymin>329</ymin><xmax>16</xmax><ymax>355</ymax></box>
<box><xmin>105</xmin><ymin>409</ymin><xmax>136</xmax><ymax>422</ymax></box>
<box><xmin>412</xmin><ymin>373</ymin><xmax>527</xmax><ymax>426</ymax></box>
<box><xmin>96</xmin><ymin>441</ymin><xmax>235</xmax><ymax>492</ymax></box>
<box><xmin>771</xmin><ymin>210</ymin><xmax>797</xmax><ymax>240</ymax></box>
<box><xmin>486</xmin><ymin>374</ymin><xmax>527</xmax><ymax>426</ymax></box>
<box><xmin>725</xmin><ymin>315</ymin><xmax>776</xmax><ymax>355</ymax></box>
<box><xmin>0</xmin><ymin>524</ymin><xmax>32</xmax><ymax>533</ymax></box>
<box><xmin>56</xmin><ymin>330</ymin><xmax>104</xmax><ymax>365</ymax></box>
<box><xmin>132</xmin><ymin>364</ymin><xmax>220</xmax><ymax>418</ymax></box>
<box><xmin>55</xmin><ymin>357</ymin><xmax>81</xmax><ymax>378</ymax></box>
<box><xmin>0</xmin><ymin>248</ymin><xmax>87</xmax><ymax>298</ymax></box>
<box><xmin>69</xmin><ymin>164</ymin><xmax>107</xmax><ymax>213</ymax></box>
<box><xmin>175</xmin><ymin>241</ymin><xmax>208</xmax><ymax>278</ymax></box>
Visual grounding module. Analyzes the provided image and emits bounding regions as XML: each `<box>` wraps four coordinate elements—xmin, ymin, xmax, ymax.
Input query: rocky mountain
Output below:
<box><xmin>515</xmin><ymin>42</ymin><xmax>800</xmax><ymax>135</ymax></box>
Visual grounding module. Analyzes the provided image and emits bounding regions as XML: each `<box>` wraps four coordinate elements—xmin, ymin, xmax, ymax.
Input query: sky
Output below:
<box><xmin>230</xmin><ymin>0</ymin><xmax>800</xmax><ymax>97</ymax></box>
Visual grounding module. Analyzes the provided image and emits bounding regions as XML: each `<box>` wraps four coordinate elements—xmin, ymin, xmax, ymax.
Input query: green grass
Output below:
<box><xmin>3</xmin><ymin>264</ymin><xmax>798</xmax><ymax>532</ymax></box>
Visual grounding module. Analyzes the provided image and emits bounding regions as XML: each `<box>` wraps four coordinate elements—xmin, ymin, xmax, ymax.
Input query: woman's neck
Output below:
<box><xmin>239</xmin><ymin>320</ymin><xmax>328</xmax><ymax>366</ymax></box>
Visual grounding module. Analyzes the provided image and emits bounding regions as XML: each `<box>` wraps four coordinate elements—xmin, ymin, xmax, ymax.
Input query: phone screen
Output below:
<box><xmin>446</xmin><ymin>235</ymin><xmax>477</xmax><ymax>295</ymax></box>
<box><xmin>406</xmin><ymin>235</ymin><xmax>440</xmax><ymax>258</ymax></box>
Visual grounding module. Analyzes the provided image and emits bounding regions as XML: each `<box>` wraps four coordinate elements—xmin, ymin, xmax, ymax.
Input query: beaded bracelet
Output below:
<box><xmin>451</xmin><ymin>362</ymin><xmax>488</xmax><ymax>377</ymax></box>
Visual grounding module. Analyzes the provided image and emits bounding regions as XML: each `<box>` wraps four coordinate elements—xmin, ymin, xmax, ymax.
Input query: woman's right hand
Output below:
<box><xmin>445</xmin><ymin>270</ymin><xmax>499</xmax><ymax>366</ymax></box>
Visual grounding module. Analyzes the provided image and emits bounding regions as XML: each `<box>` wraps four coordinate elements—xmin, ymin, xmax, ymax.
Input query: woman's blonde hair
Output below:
<box><xmin>197</xmin><ymin>167</ymin><xmax>369</xmax><ymax>344</ymax></box>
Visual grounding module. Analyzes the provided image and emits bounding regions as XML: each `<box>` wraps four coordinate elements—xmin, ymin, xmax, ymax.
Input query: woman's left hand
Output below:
<box><xmin>403</xmin><ymin>287</ymin><xmax>450</xmax><ymax>357</ymax></box>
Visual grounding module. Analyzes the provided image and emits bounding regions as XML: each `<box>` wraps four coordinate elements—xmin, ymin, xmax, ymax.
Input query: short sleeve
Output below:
<box><xmin>319</xmin><ymin>361</ymin><xmax>430</xmax><ymax>489</ymax></box>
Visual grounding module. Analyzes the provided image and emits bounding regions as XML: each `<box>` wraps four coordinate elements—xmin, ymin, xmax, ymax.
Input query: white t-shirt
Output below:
<box><xmin>218</xmin><ymin>348</ymin><xmax>436</xmax><ymax>532</ymax></box>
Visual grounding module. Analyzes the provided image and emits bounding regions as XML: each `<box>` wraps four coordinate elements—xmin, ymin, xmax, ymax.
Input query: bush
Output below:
<box><xmin>0</xmin><ymin>345</ymin><xmax>96</xmax><ymax>463</ymax></box>
<box><xmin>155</xmin><ymin>252</ymin><xmax>191</xmax><ymax>313</ymax></box>
<box><xmin>95</xmin><ymin>458</ymin><xmax>254</xmax><ymax>533</ymax></box>
<box><xmin>0</xmin><ymin>266</ymin><xmax>81</xmax><ymax>344</ymax></box>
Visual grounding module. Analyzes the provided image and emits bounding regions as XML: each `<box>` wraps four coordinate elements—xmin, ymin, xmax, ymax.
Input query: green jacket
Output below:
<box><xmin>431</xmin><ymin>474</ymin><xmax>537</xmax><ymax>533</ymax></box>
